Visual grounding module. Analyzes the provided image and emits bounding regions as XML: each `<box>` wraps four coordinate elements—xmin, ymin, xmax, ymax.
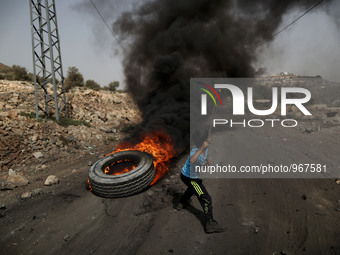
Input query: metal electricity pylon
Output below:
<box><xmin>29</xmin><ymin>0</ymin><xmax>67</xmax><ymax>122</ymax></box>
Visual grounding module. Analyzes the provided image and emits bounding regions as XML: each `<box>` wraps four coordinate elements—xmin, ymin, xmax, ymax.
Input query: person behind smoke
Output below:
<box><xmin>176</xmin><ymin>130</ymin><xmax>225</xmax><ymax>233</ymax></box>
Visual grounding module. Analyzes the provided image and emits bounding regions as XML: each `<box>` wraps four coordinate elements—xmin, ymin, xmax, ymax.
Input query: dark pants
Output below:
<box><xmin>180</xmin><ymin>173</ymin><xmax>213</xmax><ymax>221</ymax></box>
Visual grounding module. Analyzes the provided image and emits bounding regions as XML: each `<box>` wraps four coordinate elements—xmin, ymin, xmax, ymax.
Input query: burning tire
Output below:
<box><xmin>88</xmin><ymin>150</ymin><xmax>155</xmax><ymax>198</ymax></box>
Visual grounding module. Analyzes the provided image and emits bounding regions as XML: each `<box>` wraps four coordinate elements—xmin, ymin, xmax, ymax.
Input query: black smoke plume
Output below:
<box><xmin>113</xmin><ymin>0</ymin><xmax>327</xmax><ymax>152</ymax></box>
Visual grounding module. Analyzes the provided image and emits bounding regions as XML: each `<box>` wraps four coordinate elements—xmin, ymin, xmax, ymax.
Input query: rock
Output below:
<box><xmin>88</xmin><ymin>161</ymin><xmax>93</xmax><ymax>166</ymax></box>
<box><xmin>36</xmin><ymin>164</ymin><xmax>48</xmax><ymax>172</ymax></box>
<box><xmin>44</xmin><ymin>175</ymin><xmax>59</xmax><ymax>186</ymax></box>
<box><xmin>77</xmin><ymin>109</ymin><xmax>85</xmax><ymax>119</ymax></box>
<box><xmin>0</xmin><ymin>205</ymin><xmax>6</xmax><ymax>218</ymax></box>
<box><xmin>146</xmin><ymin>190</ymin><xmax>154</xmax><ymax>196</ymax></box>
<box><xmin>0</xmin><ymin>112</ymin><xmax>9</xmax><ymax>118</ymax></box>
<box><xmin>21</xmin><ymin>191</ymin><xmax>32</xmax><ymax>199</ymax></box>
<box><xmin>298</xmin><ymin>127</ymin><xmax>306</xmax><ymax>133</ymax></box>
<box><xmin>32</xmin><ymin>188</ymin><xmax>43</xmax><ymax>196</ymax></box>
<box><xmin>336</xmin><ymin>179</ymin><xmax>340</xmax><ymax>185</ymax></box>
<box><xmin>8</xmin><ymin>169</ymin><xmax>16</xmax><ymax>177</ymax></box>
<box><xmin>7</xmin><ymin>110</ymin><xmax>17</xmax><ymax>119</ymax></box>
<box><xmin>252</xmin><ymin>225</ymin><xmax>260</xmax><ymax>233</ymax></box>
<box><xmin>33</xmin><ymin>152</ymin><xmax>44</xmax><ymax>159</ymax></box>
<box><xmin>273</xmin><ymin>252</ymin><xmax>289</xmax><ymax>255</ymax></box>
<box><xmin>7</xmin><ymin>175</ymin><xmax>29</xmax><ymax>187</ymax></box>
<box><xmin>71</xmin><ymin>169</ymin><xmax>77</xmax><ymax>174</ymax></box>
<box><xmin>305</xmin><ymin>127</ymin><xmax>316</xmax><ymax>133</ymax></box>
<box><xmin>12</xmin><ymin>128</ymin><xmax>22</xmax><ymax>136</ymax></box>
<box><xmin>31</xmin><ymin>134</ymin><xmax>39</xmax><ymax>142</ymax></box>
<box><xmin>1</xmin><ymin>180</ymin><xmax>16</xmax><ymax>190</ymax></box>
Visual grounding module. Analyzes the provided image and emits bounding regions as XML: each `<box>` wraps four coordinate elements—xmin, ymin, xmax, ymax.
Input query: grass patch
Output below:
<box><xmin>20</xmin><ymin>111</ymin><xmax>90</xmax><ymax>127</ymax></box>
<box><xmin>20</xmin><ymin>112</ymin><xmax>37</xmax><ymax>118</ymax></box>
<box><xmin>58</xmin><ymin>117</ymin><xmax>91</xmax><ymax>127</ymax></box>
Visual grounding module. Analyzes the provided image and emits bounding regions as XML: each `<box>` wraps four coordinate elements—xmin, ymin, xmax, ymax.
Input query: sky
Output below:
<box><xmin>0</xmin><ymin>0</ymin><xmax>129</xmax><ymax>88</ymax></box>
<box><xmin>0</xmin><ymin>0</ymin><xmax>339</xmax><ymax>89</ymax></box>
<box><xmin>255</xmin><ymin>0</ymin><xmax>340</xmax><ymax>82</ymax></box>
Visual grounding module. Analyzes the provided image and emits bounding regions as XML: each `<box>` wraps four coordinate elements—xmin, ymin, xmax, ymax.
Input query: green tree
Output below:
<box><xmin>106</xmin><ymin>81</ymin><xmax>119</xmax><ymax>91</ymax></box>
<box><xmin>64</xmin><ymin>66</ymin><xmax>84</xmax><ymax>91</ymax></box>
<box><xmin>12</xmin><ymin>65</ymin><xmax>30</xmax><ymax>81</ymax></box>
<box><xmin>85</xmin><ymin>79</ymin><xmax>101</xmax><ymax>91</ymax></box>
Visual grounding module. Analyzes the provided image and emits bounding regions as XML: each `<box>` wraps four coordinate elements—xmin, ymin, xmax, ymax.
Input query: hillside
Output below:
<box><xmin>0</xmin><ymin>62</ymin><xmax>11</xmax><ymax>71</ymax></box>
<box><xmin>0</xmin><ymin>79</ymin><xmax>141</xmax><ymax>192</ymax></box>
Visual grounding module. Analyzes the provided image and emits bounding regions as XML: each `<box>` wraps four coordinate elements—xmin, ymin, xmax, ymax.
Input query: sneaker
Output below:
<box><xmin>205</xmin><ymin>219</ymin><xmax>226</xmax><ymax>233</ymax></box>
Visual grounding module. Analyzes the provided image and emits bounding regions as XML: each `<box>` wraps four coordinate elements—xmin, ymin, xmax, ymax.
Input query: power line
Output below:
<box><xmin>89</xmin><ymin>0</ymin><xmax>124</xmax><ymax>50</ymax></box>
<box><xmin>271</xmin><ymin>0</ymin><xmax>325</xmax><ymax>40</ymax></box>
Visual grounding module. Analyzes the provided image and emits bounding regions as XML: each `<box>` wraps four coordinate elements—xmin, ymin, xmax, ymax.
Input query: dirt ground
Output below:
<box><xmin>0</xmin><ymin>124</ymin><xmax>340</xmax><ymax>255</ymax></box>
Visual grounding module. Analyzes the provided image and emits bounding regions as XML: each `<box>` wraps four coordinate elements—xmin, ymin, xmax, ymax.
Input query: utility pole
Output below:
<box><xmin>29</xmin><ymin>0</ymin><xmax>67</xmax><ymax>122</ymax></box>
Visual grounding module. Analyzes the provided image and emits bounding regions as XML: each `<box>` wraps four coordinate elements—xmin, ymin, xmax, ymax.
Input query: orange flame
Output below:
<box><xmin>104</xmin><ymin>159</ymin><xmax>137</xmax><ymax>175</ymax></box>
<box><xmin>106</xmin><ymin>130</ymin><xmax>176</xmax><ymax>185</ymax></box>
<box><xmin>87</xmin><ymin>179</ymin><xmax>93</xmax><ymax>191</ymax></box>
